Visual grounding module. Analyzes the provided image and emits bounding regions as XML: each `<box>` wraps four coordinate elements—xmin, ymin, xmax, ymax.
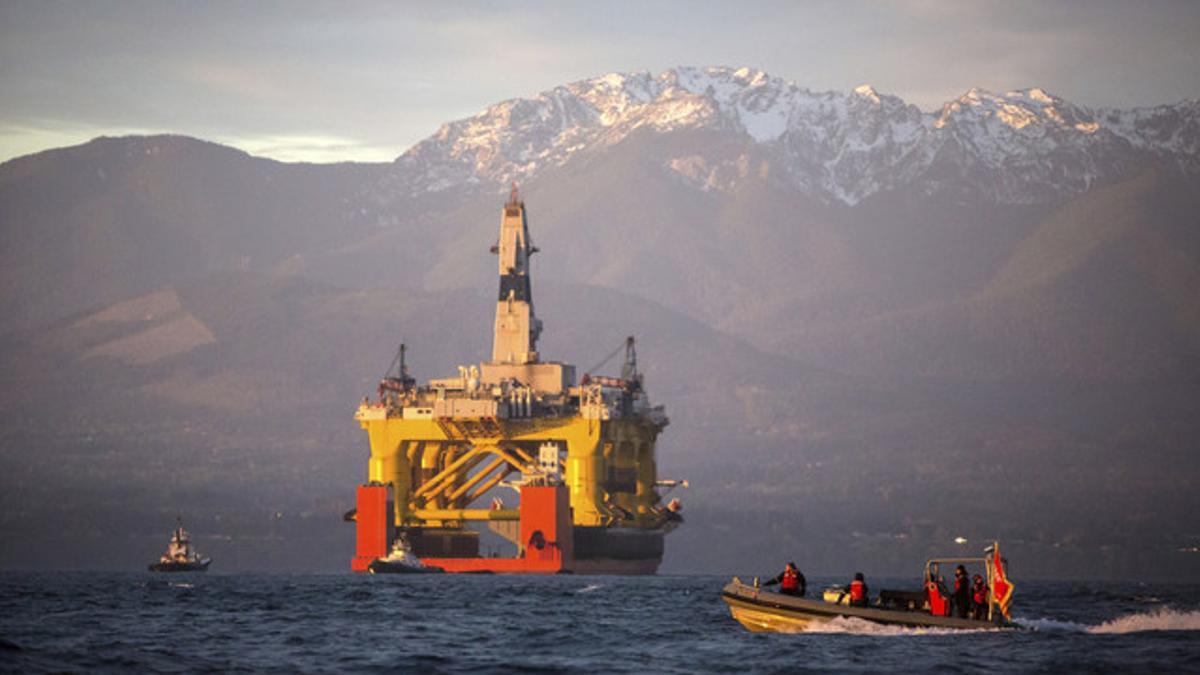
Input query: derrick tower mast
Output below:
<box><xmin>492</xmin><ymin>183</ymin><xmax>542</xmax><ymax>365</ymax></box>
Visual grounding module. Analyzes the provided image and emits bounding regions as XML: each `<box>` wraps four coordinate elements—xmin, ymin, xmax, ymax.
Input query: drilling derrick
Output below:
<box><xmin>492</xmin><ymin>183</ymin><xmax>541</xmax><ymax>365</ymax></box>
<box><xmin>350</xmin><ymin>186</ymin><xmax>683</xmax><ymax>574</ymax></box>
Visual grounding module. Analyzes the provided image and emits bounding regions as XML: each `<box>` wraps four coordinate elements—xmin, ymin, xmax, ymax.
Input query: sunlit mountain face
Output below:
<box><xmin>373</xmin><ymin>66</ymin><xmax>1199</xmax><ymax>206</ymax></box>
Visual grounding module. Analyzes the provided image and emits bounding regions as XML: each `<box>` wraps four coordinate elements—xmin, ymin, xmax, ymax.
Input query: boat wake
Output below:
<box><xmin>794</xmin><ymin>616</ymin><xmax>995</xmax><ymax>636</ymax></box>
<box><xmin>788</xmin><ymin>607</ymin><xmax>1200</xmax><ymax>636</ymax></box>
<box><xmin>1089</xmin><ymin>607</ymin><xmax>1200</xmax><ymax>633</ymax></box>
<box><xmin>1015</xmin><ymin>616</ymin><xmax>1083</xmax><ymax>633</ymax></box>
<box><xmin>1020</xmin><ymin>607</ymin><xmax>1200</xmax><ymax>634</ymax></box>
<box><xmin>575</xmin><ymin>583</ymin><xmax>604</xmax><ymax>594</ymax></box>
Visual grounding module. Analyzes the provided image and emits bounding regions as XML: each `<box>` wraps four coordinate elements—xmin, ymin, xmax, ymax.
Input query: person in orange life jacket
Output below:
<box><xmin>970</xmin><ymin>573</ymin><xmax>989</xmax><ymax>620</ymax></box>
<box><xmin>847</xmin><ymin>572</ymin><xmax>869</xmax><ymax>607</ymax></box>
<box><xmin>952</xmin><ymin>565</ymin><xmax>971</xmax><ymax>618</ymax></box>
<box><xmin>763</xmin><ymin>561</ymin><xmax>806</xmax><ymax>597</ymax></box>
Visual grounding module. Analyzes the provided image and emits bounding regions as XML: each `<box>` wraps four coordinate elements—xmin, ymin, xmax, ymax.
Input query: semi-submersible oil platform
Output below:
<box><xmin>349</xmin><ymin>187</ymin><xmax>684</xmax><ymax>574</ymax></box>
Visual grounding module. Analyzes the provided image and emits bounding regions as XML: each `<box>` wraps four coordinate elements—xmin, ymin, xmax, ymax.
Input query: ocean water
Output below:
<box><xmin>1</xmin><ymin>573</ymin><xmax>1197</xmax><ymax>673</ymax></box>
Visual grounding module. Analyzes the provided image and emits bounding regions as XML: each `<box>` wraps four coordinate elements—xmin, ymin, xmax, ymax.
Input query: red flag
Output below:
<box><xmin>991</xmin><ymin>543</ymin><xmax>1014</xmax><ymax>620</ymax></box>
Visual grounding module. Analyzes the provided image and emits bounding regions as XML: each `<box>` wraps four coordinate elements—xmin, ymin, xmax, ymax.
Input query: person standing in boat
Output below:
<box><xmin>970</xmin><ymin>573</ymin><xmax>989</xmax><ymax>620</ymax></box>
<box><xmin>848</xmin><ymin>572</ymin><xmax>869</xmax><ymax>607</ymax></box>
<box><xmin>952</xmin><ymin>565</ymin><xmax>971</xmax><ymax>618</ymax></box>
<box><xmin>763</xmin><ymin>561</ymin><xmax>806</xmax><ymax>596</ymax></box>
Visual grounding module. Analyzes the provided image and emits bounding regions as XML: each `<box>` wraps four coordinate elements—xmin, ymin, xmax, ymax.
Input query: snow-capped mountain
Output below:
<box><xmin>378</xmin><ymin>66</ymin><xmax>1199</xmax><ymax>205</ymax></box>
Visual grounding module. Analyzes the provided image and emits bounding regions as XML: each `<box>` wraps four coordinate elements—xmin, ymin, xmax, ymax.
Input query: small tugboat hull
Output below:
<box><xmin>149</xmin><ymin>519</ymin><xmax>212</xmax><ymax>572</ymax></box>
<box><xmin>148</xmin><ymin>559</ymin><xmax>211</xmax><ymax>573</ymax></box>
<box><xmin>367</xmin><ymin>560</ymin><xmax>444</xmax><ymax>574</ymax></box>
<box><xmin>722</xmin><ymin>579</ymin><xmax>1009</xmax><ymax>632</ymax></box>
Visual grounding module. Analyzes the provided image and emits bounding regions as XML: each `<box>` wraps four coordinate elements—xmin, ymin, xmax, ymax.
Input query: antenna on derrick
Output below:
<box><xmin>378</xmin><ymin>342</ymin><xmax>416</xmax><ymax>401</ymax></box>
<box><xmin>621</xmin><ymin>336</ymin><xmax>638</xmax><ymax>381</ymax></box>
<box><xmin>397</xmin><ymin>343</ymin><xmax>412</xmax><ymax>387</ymax></box>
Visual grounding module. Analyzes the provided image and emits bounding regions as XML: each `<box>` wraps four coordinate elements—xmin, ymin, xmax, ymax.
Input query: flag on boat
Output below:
<box><xmin>990</xmin><ymin>542</ymin><xmax>1014</xmax><ymax>620</ymax></box>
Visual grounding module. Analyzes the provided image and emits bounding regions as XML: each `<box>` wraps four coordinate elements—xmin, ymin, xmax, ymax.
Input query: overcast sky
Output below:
<box><xmin>2</xmin><ymin>0</ymin><xmax>1199</xmax><ymax>163</ymax></box>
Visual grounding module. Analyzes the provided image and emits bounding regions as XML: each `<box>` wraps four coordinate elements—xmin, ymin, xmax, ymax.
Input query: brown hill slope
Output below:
<box><xmin>743</xmin><ymin>169</ymin><xmax>1200</xmax><ymax>382</ymax></box>
<box><xmin>0</xmin><ymin>135</ymin><xmax>385</xmax><ymax>334</ymax></box>
<box><xmin>6</xmin><ymin>135</ymin><xmax>1197</xmax><ymax>387</ymax></box>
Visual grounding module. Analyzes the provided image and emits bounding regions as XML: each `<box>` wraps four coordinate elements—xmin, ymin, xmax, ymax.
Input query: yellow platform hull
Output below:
<box><xmin>358</xmin><ymin>410</ymin><xmax>666</xmax><ymax>530</ymax></box>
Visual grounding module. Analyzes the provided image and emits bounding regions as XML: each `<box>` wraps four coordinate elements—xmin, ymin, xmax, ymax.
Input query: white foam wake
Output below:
<box><xmin>575</xmin><ymin>583</ymin><xmax>603</xmax><ymax>594</ymax></box>
<box><xmin>786</xmin><ymin>607</ymin><xmax>1200</xmax><ymax>636</ymax></box>
<box><xmin>1019</xmin><ymin>607</ymin><xmax>1200</xmax><ymax>634</ymax></box>
<box><xmin>1088</xmin><ymin>608</ymin><xmax>1200</xmax><ymax>634</ymax></box>
<box><xmin>1016</xmin><ymin>616</ymin><xmax>1088</xmax><ymax>633</ymax></box>
<box><xmin>795</xmin><ymin>616</ymin><xmax>994</xmax><ymax>636</ymax></box>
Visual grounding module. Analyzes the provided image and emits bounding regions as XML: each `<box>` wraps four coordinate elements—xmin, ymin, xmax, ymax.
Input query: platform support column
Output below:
<box><xmin>352</xmin><ymin>484</ymin><xmax>393</xmax><ymax>572</ymax></box>
<box><xmin>519</xmin><ymin>484</ymin><xmax>574</xmax><ymax>567</ymax></box>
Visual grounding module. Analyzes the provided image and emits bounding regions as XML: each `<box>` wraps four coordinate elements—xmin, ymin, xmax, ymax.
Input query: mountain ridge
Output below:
<box><xmin>374</xmin><ymin>65</ymin><xmax>1200</xmax><ymax>207</ymax></box>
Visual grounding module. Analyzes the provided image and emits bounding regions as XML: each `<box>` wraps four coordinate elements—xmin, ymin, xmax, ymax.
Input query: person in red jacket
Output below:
<box><xmin>763</xmin><ymin>561</ymin><xmax>806</xmax><ymax>597</ymax></box>
<box><xmin>848</xmin><ymin>572</ymin><xmax>869</xmax><ymax>607</ymax></box>
<box><xmin>970</xmin><ymin>573</ymin><xmax>989</xmax><ymax>620</ymax></box>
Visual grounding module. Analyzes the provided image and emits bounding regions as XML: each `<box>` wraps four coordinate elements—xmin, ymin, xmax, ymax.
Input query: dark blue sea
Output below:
<box><xmin>1</xmin><ymin>573</ymin><xmax>1197</xmax><ymax>673</ymax></box>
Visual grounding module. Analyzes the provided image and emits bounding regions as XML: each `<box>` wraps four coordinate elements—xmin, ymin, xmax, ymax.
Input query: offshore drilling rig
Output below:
<box><xmin>350</xmin><ymin>185</ymin><xmax>684</xmax><ymax>574</ymax></box>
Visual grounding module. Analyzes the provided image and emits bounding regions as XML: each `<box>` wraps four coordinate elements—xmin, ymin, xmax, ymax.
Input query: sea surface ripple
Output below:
<box><xmin>1</xmin><ymin>573</ymin><xmax>1198</xmax><ymax>673</ymax></box>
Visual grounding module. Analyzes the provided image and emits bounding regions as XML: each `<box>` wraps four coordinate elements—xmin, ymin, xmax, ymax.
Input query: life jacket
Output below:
<box><xmin>781</xmin><ymin>568</ymin><xmax>799</xmax><ymax>592</ymax></box>
<box><xmin>954</xmin><ymin>575</ymin><xmax>970</xmax><ymax>599</ymax></box>
<box><xmin>849</xmin><ymin>579</ymin><xmax>866</xmax><ymax>601</ymax></box>
<box><xmin>972</xmin><ymin>583</ymin><xmax>987</xmax><ymax>605</ymax></box>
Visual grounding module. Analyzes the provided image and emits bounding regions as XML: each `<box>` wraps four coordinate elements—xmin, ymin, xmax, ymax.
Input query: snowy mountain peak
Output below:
<box><xmin>1026</xmin><ymin>87</ymin><xmax>1056</xmax><ymax>104</ymax></box>
<box><xmin>380</xmin><ymin>66</ymin><xmax>1200</xmax><ymax>206</ymax></box>
<box><xmin>853</xmin><ymin>84</ymin><xmax>882</xmax><ymax>103</ymax></box>
<box><xmin>668</xmin><ymin>65</ymin><xmax>772</xmax><ymax>93</ymax></box>
<box><xmin>936</xmin><ymin>86</ymin><xmax>1081</xmax><ymax>129</ymax></box>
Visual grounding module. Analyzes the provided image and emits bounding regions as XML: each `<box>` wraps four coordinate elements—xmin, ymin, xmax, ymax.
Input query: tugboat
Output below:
<box><xmin>148</xmin><ymin>518</ymin><xmax>212</xmax><ymax>572</ymax></box>
<box><xmin>722</xmin><ymin>542</ymin><xmax>1017</xmax><ymax>631</ymax></box>
<box><xmin>368</xmin><ymin>535</ymin><xmax>444</xmax><ymax>574</ymax></box>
